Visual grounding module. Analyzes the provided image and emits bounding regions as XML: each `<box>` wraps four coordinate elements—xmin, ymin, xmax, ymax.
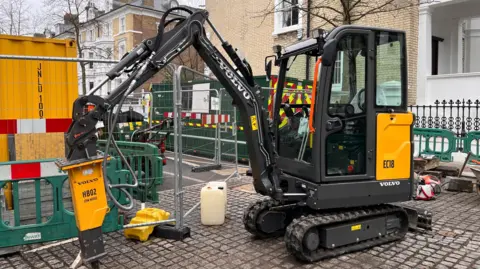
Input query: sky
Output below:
<box><xmin>23</xmin><ymin>0</ymin><xmax>57</xmax><ymax>34</ymax></box>
<box><xmin>26</xmin><ymin>0</ymin><xmax>41</xmax><ymax>8</ymax></box>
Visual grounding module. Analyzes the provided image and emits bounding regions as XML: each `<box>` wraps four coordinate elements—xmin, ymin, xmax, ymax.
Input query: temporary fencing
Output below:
<box><xmin>0</xmin><ymin>51</ymin><xmax>247</xmax><ymax>256</ymax></box>
<box><xmin>0</xmin><ymin>51</ymin><xmax>169</xmax><ymax>255</ymax></box>
<box><xmin>151</xmin><ymin>66</ymin><xmax>243</xmax><ymax>176</ymax></box>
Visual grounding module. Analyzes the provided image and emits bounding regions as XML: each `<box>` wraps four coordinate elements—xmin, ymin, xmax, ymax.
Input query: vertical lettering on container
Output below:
<box><xmin>37</xmin><ymin>63</ymin><xmax>44</xmax><ymax>118</ymax></box>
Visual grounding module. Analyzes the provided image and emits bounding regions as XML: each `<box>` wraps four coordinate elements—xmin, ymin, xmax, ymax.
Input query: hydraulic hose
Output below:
<box><xmin>101</xmin><ymin>6</ymin><xmax>195</xmax><ymax>211</ymax></box>
<box><xmin>102</xmin><ymin>53</ymin><xmax>155</xmax><ymax>211</ymax></box>
<box><xmin>153</xmin><ymin>7</ymin><xmax>194</xmax><ymax>52</ymax></box>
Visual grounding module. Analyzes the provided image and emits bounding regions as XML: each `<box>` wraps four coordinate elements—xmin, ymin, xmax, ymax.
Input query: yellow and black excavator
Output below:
<box><xmin>56</xmin><ymin>6</ymin><xmax>432</xmax><ymax>268</ymax></box>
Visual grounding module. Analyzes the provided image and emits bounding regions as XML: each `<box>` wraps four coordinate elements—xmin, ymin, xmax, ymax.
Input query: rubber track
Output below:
<box><xmin>243</xmin><ymin>198</ymin><xmax>284</xmax><ymax>238</ymax></box>
<box><xmin>284</xmin><ymin>204</ymin><xmax>409</xmax><ymax>262</ymax></box>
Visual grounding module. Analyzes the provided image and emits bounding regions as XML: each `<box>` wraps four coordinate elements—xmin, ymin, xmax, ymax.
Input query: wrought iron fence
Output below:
<box><xmin>409</xmin><ymin>99</ymin><xmax>480</xmax><ymax>138</ymax></box>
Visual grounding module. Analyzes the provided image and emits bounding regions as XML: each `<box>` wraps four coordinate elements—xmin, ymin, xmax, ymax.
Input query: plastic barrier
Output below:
<box><xmin>464</xmin><ymin>131</ymin><xmax>480</xmax><ymax>163</ymax></box>
<box><xmin>0</xmin><ymin>158</ymin><xmax>129</xmax><ymax>251</ymax></box>
<box><xmin>97</xmin><ymin>140</ymin><xmax>164</xmax><ymax>204</ymax></box>
<box><xmin>414</xmin><ymin>128</ymin><xmax>457</xmax><ymax>162</ymax></box>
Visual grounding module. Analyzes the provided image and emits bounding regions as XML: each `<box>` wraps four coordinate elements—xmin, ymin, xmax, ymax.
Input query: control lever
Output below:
<box><xmin>326</xmin><ymin>117</ymin><xmax>343</xmax><ymax>131</ymax></box>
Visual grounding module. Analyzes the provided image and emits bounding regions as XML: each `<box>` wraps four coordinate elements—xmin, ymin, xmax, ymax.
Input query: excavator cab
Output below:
<box><xmin>269</xmin><ymin>26</ymin><xmax>412</xmax><ymax>204</ymax></box>
<box><xmin>243</xmin><ymin>26</ymin><xmax>430</xmax><ymax>262</ymax></box>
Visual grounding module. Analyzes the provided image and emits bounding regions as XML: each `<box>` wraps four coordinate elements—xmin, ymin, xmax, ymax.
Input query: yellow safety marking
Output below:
<box><xmin>339</xmin><ymin>145</ymin><xmax>344</xmax><ymax>150</ymax></box>
<box><xmin>305</xmin><ymin>93</ymin><xmax>311</xmax><ymax>104</ymax></box>
<box><xmin>250</xmin><ymin>115</ymin><xmax>258</xmax><ymax>131</ymax></box>
<box><xmin>212</xmin><ymin>125</ymin><xmax>216</xmax><ymax>128</ymax></box>
<box><xmin>188</xmin><ymin>123</ymin><xmax>194</xmax><ymax>126</ymax></box>
<box><xmin>196</xmin><ymin>123</ymin><xmax>201</xmax><ymax>127</ymax></box>
<box><xmin>350</xmin><ymin>160</ymin><xmax>355</xmax><ymax>165</ymax></box>
<box><xmin>351</xmin><ymin>224</ymin><xmax>361</xmax><ymax>231</ymax></box>
<box><xmin>129</xmin><ymin>122</ymin><xmax>134</xmax><ymax>130</ymax></box>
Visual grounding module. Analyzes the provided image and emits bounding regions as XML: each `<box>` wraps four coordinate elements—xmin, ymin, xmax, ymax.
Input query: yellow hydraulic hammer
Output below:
<box><xmin>55</xmin><ymin>156</ymin><xmax>110</xmax><ymax>267</ymax></box>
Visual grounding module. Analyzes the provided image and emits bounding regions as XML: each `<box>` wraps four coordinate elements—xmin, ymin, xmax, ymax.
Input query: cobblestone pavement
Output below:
<box><xmin>2</xmin><ymin>177</ymin><xmax>480</xmax><ymax>269</ymax></box>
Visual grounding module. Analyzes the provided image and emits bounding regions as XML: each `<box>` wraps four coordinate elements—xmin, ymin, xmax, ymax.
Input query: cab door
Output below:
<box><xmin>314</xmin><ymin>29</ymin><xmax>376</xmax><ymax>183</ymax></box>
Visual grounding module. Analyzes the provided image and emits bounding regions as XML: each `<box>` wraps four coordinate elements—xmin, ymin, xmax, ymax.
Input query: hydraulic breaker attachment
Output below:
<box><xmin>55</xmin><ymin>156</ymin><xmax>110</xmax><ymax>265</ymax></box>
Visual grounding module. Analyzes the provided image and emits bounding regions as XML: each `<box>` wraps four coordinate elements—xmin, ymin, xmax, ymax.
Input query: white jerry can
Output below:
<box><xmin>200</xmin><ymin>182</ymin><xmax>227</xmax><ymax>225</ymax></box>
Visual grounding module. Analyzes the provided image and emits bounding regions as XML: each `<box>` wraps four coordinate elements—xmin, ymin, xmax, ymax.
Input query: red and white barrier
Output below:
<box><xmin>0</xmin><ymin>118</ymin><xmax>72</xmax><ymax>134</ymax></box>
<box><xmin>202</xmin><ymin>114</ymin><xmax>231</xmax><ymax>125</ymax></box>
<box><xmin>163</xmin><ymin>112</ymin><xmax>202</xmax><ymax>120</ymax></box>
<box><xmin>0</xmin><ymin>161</ymin><xmax>65</xmax><ymax>181</ymax></box>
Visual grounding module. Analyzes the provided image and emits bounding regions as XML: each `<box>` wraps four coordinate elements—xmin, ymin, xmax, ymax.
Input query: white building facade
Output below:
<box><xmin>417</xmin><ymin>0</ymin><xmax>480</xmax><ymax>105</ymax></box>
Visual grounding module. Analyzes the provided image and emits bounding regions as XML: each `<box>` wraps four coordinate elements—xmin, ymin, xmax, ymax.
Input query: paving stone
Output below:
<box><xmin>1</xmin><ymin>182</ymin><xmax>480</xmax><ymax>268</ymax></box>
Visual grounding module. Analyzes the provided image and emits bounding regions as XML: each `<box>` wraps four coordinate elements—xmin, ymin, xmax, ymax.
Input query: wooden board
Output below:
<box><xmin>0</xmin><ymin>134</ymin><xmax>8</xmax><ymax>161</ymax></box>
<box><xmin>14</xmin><ymin>133</ymin><xmax>65</xmax><ymax>161</ymax></box>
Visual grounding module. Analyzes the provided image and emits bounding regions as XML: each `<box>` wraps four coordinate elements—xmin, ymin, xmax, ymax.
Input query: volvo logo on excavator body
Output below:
<box><xmin>212</xmin><ymin>54</ymin><xmax>251</xmax><ymax>100</ymax></box>
<box><xmin>379</xmin><ymin>181</ymin><xmax>400</xmax><ymax>187</ymax></box>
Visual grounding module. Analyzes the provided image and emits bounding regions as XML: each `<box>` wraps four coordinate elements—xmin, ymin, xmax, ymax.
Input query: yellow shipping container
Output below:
<box><xmin>0</xmin><ymin>35</ymin><xmax>78</xmax><ymax>120</ymax></box>
<box><xmin>0</xmin><ymin>35</ymin><xmax>78</xmax><ymax>161</ymax></box>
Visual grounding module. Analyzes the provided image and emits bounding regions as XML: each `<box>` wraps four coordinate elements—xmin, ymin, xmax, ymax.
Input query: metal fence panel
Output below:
<box><xmin>409</xmin><ymin>99</ymin><xmax>480</xmax><ymax>137</ymax></box>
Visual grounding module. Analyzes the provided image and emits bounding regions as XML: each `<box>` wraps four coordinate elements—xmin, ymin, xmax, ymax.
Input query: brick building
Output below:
<box><xmin>205</xmin><ymin>0</ymin><xmax>419</xmax><ymax>104</ymax></box>
<box><xmin>54</xmin><ymin>0</ymin><xmax>204</xmax><ymax>97</ymax></box>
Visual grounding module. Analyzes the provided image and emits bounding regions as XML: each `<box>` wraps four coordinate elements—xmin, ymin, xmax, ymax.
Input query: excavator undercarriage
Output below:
<box><xmin>244</xmin><ymin>199</ymin><xmax>431</xmax><ymax>262</ymax></box>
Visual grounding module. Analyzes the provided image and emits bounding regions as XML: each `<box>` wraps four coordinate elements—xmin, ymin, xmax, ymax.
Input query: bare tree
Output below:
<box><xmin>0</xmin><ymin>0</ymin><xmax>30</xmax><ymax>35</ymax></box>
<box><xmin>43</xmin><ymin>0</ymin><xmax>114</xmax><ymax>95</ymax></box>
<box><xmin>176</xmin><ymin>46</ymin><xmax>205</xmax><ymax>80</ymax></box>
<box><xmin>43</xmin><ymin>0</ymin><xmax>88</xmax><ymax>94</ymax></box>
<box><xmin>257</xmin><ymin>0</ymin><xmax>436</xmax><ymax>28</ymax></box>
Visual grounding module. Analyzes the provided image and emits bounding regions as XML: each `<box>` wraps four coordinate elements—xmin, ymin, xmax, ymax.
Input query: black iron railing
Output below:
<box><xmin>408</xmin><ymin>99</ymin><xmax>480</xmax><ymax>138</ymax></box>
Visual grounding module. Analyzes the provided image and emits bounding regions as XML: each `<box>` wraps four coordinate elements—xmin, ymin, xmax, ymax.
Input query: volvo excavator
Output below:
<box><xmin>56</xmin><ymin>6</ymin><xmax>432</xmax><ymax>268</ymax></box>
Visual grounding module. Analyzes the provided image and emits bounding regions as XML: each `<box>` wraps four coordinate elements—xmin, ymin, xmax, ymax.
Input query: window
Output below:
<box><xmin>120</xmin><ymin>16</ymin><xmax>126</xmax><ymax>33</ymax></box>
<box><xmin>97</xmin><ymin>26</ymin><xmax>101</xmax><ymax>38</ymax></box>
<box><xmin>89</xmin><ymin>81</ymin><xmax>94</xmax><ymax>90</ymax></box>
<box><xmin>274</xmin><ymin>0</ymin><xmax>302</xmax><ymax>35</ymax></box>
<box><xmin>328</xmin><ymin>33</ymin><xmax>367</xmax><ymax>114</ymax></box>
<box><xmin>275</xmin><ymin>54</ymin><xmax>315</xmax><ymax>163</ymax></box>
<box><xmin>325</xmin><ymin>32</ymin><xmax>369</xmax><ymax>177</ymax></box>
<box><xmin>88</xmin><ymin>52</ymin><xmax>94</xmax><ymax>69</ymax></box>
<box><xmin>181</xmin><ymin>87</ymin><xmax>193</xmax><ymax>111</ymax></box>
<box><xmin>88</xmin><ymin>29</ymin><xmax>94</xmax><ymax>41</ymax></box>
<box><xmin>105</xmin><ymin>47</ymin><xmax>113</xmax><ymax>59</ymax></box>
<box><xmin>332</xmin><ymin>51</ymin><xmax>344</xmax><ymax>92</ymax></box>
<box><xmin>118</xmin><ymin>40</ymin><xmax>126</xmax><ymax>59</ymax></box>
<box><xmin>375</xmin><ymin>31</ymin><xmax>404</xmax><ymax>107</ymax></box>
<box><xmin>103</xmin><ymin>23</ymin><xmax>110</xmax><ymax>37</ymax></box>
<box><xmin>431</xmin><ymin>36</ymin><xmax>443</xmax><ymax>76</ymax></box>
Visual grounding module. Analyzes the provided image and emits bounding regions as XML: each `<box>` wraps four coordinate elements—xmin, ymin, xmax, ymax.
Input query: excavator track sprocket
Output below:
<box><xmin>243</xmin><ymin>198</ymin><xmax>285</xmax><ymax>238</ymax></box>
<box><xmin>243</xmin><ymin>198</ymin><xmax>305</xmax><ymax>238</ymax></box>
<box><xmin>284</xmin><ymin>204</ymin><xmax>409</xmax><ymax>262</ymax></box>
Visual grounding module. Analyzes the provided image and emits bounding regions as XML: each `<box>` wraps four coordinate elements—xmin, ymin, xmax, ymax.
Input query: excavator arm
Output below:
<box><xmin>65</xmin><ymin>7</ymin><xmax>281</xmax><ymax>198</ymax></box>
<box><xmin>60</xmin><ymin>7</ymin><xmax>286</xmax><ymax>267</ymax></box>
